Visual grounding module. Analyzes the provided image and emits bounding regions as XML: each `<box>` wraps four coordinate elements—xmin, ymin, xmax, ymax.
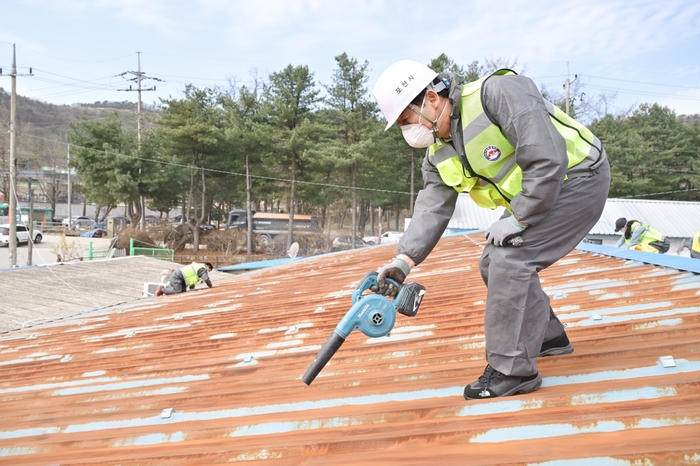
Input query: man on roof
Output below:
<box><xmin>156</xmin><ymin>262</ymin><xmax>214</xmax><ymax>296</ymax></box>
<box><xmin>614</xmin><ymin>218</ymin><xmax>670</xmax><ymax>254</ymax></box>
<box><xmin>370</xmin><ymin>60</ymin><xmax>610</xmax><ymax>400</ymax></box>
<box><xmin>676</xmin><ymin>231</ymin><xmax>700</xmax><ymax>259</ymax></box>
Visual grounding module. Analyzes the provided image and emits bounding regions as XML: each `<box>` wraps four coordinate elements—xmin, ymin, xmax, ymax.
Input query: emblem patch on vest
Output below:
<box><xmin>484</xmin><ymin>145</ymin><xmax>502</xmax><ymax>162</ymax></box>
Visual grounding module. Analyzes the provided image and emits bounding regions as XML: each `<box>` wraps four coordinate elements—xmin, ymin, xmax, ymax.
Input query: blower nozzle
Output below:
<box><xmin>301</xmin><ymin>331</ymin><xmax>345</xmax><ymax>385</ymax></box>
<box><xmin>301</xmin><ymin>271</ymin><xmax>425</xmax><ymax>385</ymax></box>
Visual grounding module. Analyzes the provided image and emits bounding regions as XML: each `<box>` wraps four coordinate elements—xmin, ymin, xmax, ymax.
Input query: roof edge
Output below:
<box><xmin>576</xmin><ymin>242</ymin><xmax>700</xmax><ymax>274</ymax></box>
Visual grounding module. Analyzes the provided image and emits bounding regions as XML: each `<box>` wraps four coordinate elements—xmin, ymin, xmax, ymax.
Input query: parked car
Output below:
<box><xmin>199</xmin><ymin>223</ymin><xmax>216</xmax><ymax>231</ymax></box>
<box><xmin>362</xmin><ymin>235</ymin><xmax>381</xmax><ymax>245</ymax></box>
<box><xmin>380</xmin><ymin>231</ymin><xmax>404</xmax><ymax>244</ymax></box>
<box><xmin>0</xmin><ymin>224</ymin><xmax>43</xmax><ymax>246</ymax></box>
<box><xmin>62</xmin><ymin>216</ymin><xmax>90</xmax><ymax>227</ymax></box>
<box><xmin>72</xmin><ymin>219</ymin><xmax>94</xmax><ymax>230</ymax></box>
<box><xmin>331</xmin><ymin>236</ymin><xmax>370</xmax><ymax>252</ymax></box>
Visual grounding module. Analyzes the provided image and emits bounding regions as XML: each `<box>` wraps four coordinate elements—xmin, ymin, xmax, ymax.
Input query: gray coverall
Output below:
<box><xmin>162</xmin><ymin>267</ymin><xmax>212</xmax><ymax>295</ymax></box>
<box><xmin>396</xmin><ymin>73</ymin><xmax>611</xmax><ymax>377</ymax></box>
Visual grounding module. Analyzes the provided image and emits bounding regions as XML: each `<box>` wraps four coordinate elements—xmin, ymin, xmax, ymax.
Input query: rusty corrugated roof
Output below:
<box><xmin>1</xmin><ymin>234</ymin><xmax>700</xmax><ymax>465</ymax></box>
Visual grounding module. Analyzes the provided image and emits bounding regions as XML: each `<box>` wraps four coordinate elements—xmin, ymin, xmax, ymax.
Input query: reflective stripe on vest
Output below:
<box><xmin>428</xmin><ymin>69</ymin><xmax>603</xmax><ymax>210</ymax></box>
<box><xmin>182</xmin><ymin>262</ymin><xmax>205</xmax><ymax>287</ymax></box>
<box><xmin>625</xmin><ymin>222</ymin><xmax>664</xmax><ymax>246</ymax></box>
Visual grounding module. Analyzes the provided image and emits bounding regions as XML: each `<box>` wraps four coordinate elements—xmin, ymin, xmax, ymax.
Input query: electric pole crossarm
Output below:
<box><xmin>115</xmin><ymin>52</ymin><xmax>163</xmax><ymax>230</ymax></box>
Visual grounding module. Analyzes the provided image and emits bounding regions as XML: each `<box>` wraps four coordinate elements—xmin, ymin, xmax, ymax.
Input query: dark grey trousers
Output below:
<box><xmin>479</xmin><ymin>161</ymin><xmax>610</xmax><ymax>376</ymax></box>
<box><xmin>162</xmin><ymin>269</ymin><xmax>186</xmax><ymax>295</ymax></box>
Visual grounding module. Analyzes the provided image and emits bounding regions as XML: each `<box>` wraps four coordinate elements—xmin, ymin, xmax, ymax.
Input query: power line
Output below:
<box><xmin>611</xmin><ymin>164</ymin><xmax>699</xmax><ymax>174</ymax></box>
<box><xmin>585</xmin><ymin>84</ymin><xmax>700</xmax><ymax>101</ymax></box>
<box><xmin>585</xmin><ymin>75</ymin><xmax>700</xmax><ymax>91</ymax></box>
<box><xmin>31</xmin><ymin>68</ymin><xmax>117</xmax><ymax>88</ymax></box>
<box><xmin>621</xmin><ymin>187</ymin><xmax>700</xmax><ymax>198</ymax></box>
<box><xmin>22</xmin><ymin>133</ymin><xmax>412</xmax><ymax>196</ymax></box>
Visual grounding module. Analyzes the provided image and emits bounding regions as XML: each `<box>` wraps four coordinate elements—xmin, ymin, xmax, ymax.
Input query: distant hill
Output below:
<box><xmin>0</xmin><ymin>87</ymin><xmax>160</xmax><ymax>173</ymax></box>
<box><xmin>680</xmin><ymin>114</ymin><xmax>700</xmax><ymax>125</ymax></box>
<box><xmin>0</xmin><ymin>87</ymin><xmax>159</xmax><ymax>141</ymax></box>
<box><xmin>0</xmin><ymin>88</ymin><xmax>161</xmax><ymax>205</ymax></box>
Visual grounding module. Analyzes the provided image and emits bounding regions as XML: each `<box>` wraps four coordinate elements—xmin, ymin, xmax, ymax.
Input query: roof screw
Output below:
<box><xmin>161</xmin><ymin>408</ymin><xmax>175</xmax><ymax>419</ymax></box>
<box><xmin>314</xmin><ymin>306</ymin><xmax>324</xmax><ymax>313</ymax></box>
<box><xmin>592</xmin><ymin>315</ymin><xmax>602</xmax><ymax>321</ymax></box>
<box><xmin>61</xmin><ymin>354</ymin><xmax>72</xmax><ymax>362</ymax></box>
<box><xmin>243</xmin><ymin>355</ymin><xmax>254</xmax><ymax>364</ymax></box>
<box><xmin>125</xmin><ymin>332</ymin><xmax>135</xmax><ymax>338</ymax></box>
<box><xmin>285</xmin><ymin>326</ymin><xmax>297</xmax><ymax>334</ymax></box>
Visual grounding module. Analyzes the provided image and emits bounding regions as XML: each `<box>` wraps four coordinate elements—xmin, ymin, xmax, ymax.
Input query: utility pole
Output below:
<box><xmin>67</xmin><ymin>145</ymin><xmax>71</xmax><ymax>227</ymax></box>
<box><xmin>1</xmin><ymin>44</ymin><xmax>33</xmax><ymax>267</ymax></box>
<box><xmin>27</xmin><ymin>179</ymin><xmax>33</xmax><ymax>266</ymax></box>
<box><xmin>117</xmin><ymin>52</ymin><xmax>162</xmax><ymax>230</ymax></box>
<box><xmin>563</xmin><ymin>62</ymin><xmax>577</xmax><ymax>116</ymax></box>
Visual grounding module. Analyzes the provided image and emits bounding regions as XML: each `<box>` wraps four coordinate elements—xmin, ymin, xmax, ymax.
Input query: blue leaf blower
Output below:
<box><xmin>302</xmin><ymin>271</ymin><xmax>426</xmax><ymax>385</ymax></box>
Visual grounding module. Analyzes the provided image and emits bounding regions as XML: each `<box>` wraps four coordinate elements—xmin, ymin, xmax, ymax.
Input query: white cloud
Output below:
<box><xmin>5</xmin><ymin>0</ymin><xmax>699</xmax><ymax>113</ymax></box>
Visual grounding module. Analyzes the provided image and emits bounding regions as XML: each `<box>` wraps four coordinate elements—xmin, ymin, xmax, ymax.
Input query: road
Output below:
<box><xmin>0</xmin><ymin>233</ymin><xmax>115</xmax><ymax>269</ymax></box>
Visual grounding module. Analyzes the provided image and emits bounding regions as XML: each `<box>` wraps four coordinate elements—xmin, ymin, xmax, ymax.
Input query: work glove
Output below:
<box><xmin>485</xmin><ymin>216</ymin><xmax>527</xmax><ymax>247</ymax></box>
<box><xmin>372</xmin><ymin>256</ymin><xmax>412</xmax><ymax>297</ymax></box>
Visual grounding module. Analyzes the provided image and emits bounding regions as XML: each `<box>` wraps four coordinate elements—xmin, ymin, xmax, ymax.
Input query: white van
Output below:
<box><xmin>380</xmin><ymin>231</ymin><xmax>404</xmax><ymax>244</ymax></box>
<box><xmin>0</xmin><ymin>224</ymin><xmax>43</xmax><ymax>246</ymax></box>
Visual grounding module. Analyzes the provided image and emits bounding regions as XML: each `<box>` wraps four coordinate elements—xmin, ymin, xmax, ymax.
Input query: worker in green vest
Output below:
<box><xmin>370</xmin><ymin>60</ymin><xmax>610</xmax><ymax>400</ymax></box>
<box><xmin>156</xmin><ymin>262</ymin><xmax>214</xmax><ymax>296</ymax></box>
<box><xmin>676</xmin><ymin>231</ymin><xmax>700</xmax><ymax>259</ymax></box>
<box><xmin>615</xmin><ymin>218</ymin><xmax>669</xmax><ymax>253</ymax></box>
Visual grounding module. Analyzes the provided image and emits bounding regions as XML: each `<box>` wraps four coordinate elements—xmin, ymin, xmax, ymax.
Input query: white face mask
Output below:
<box><xmin>401</xmin><ymin>94</ymin><xmax>448</xmax><ymax>148</ymax></box>
<box><xmin>401</xmin><ymin>124</ymin><xmax>435</xmax><ymax>148</ymax></box>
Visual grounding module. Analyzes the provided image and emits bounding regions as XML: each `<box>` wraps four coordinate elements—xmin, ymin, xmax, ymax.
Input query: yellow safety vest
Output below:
<box><xmin>624</xmin><ymin>221</ymin><xmax>664</xmax><ymax>247</ymax></box>
<box><xmin>181</xmin><ymin>262</ymin><xmax>205</xmax><ymax>287</ymax></box>
<box><xmin>428</xmin><ymin>69</ymin><xmax>603</xmax><ymax>210</ymax></box>
<box><xmin>692</xmin><ymin>232</ymin><xmax>700</xmax><ymax>253</ymax></box>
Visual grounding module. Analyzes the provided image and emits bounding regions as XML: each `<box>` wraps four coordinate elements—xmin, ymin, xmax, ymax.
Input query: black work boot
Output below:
<box><xmin>463</xmin><ymin>365</ymin><xmax>542</xmax><ymax>400</ymax></box>
<box><xmin>539</xmin><ymin>332</ymin><xmax>574</xmax><ymax>357</ymax></box>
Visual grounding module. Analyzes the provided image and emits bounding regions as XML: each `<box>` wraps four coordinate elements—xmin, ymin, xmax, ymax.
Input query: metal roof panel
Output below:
<box><xmin>1</xmin><ymin>235</ymin><xmax>700</xmax><ymax>464</ymax></box>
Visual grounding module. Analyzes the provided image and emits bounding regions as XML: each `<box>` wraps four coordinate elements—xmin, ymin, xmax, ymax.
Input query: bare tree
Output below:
<box><xmin>483</xmin><ymin>57</ymin><xmax>528</xmax><ymax>75</ymax></box>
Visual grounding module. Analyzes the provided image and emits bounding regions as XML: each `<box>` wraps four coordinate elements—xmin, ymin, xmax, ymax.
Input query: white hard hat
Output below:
<box><xmin>373</xmin><ymin>60</ymin><xmax>438</xmax><ymax>130</ymax></box>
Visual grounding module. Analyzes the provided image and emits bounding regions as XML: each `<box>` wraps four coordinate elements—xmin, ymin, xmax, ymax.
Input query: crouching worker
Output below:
<box><xmin>615</xmin><ymin>218</ymin><xmax>669</xmax><ymax>254</ymax></box>
<box><xmin>156</xmin><ymin>262</ymin><xmax>214</xmax><ymax>296</ymax></box>
<box><xmin>371</xmin><ymin>60</ymin><xmax>610</xmax><ymax>401</ymax></box>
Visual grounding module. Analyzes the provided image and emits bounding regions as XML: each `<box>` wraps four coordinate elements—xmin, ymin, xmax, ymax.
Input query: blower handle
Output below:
<box><xmin>301</xmin><ymin>331</ymin><xmax>346</xmax><ymax>385</ymax></box>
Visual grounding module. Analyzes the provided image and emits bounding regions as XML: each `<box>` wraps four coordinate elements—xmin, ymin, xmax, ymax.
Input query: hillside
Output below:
<box><xmin>0</xmin><ymin>87</ymin><xmax>161</xmax><ymax>208</ymax></box>
<box><xmin>681</xmin><ymin>113</ymin><xmax>700</xmax><ymax>124</ymax></box>
<box><xmin>0</xmin><ymin>86</ymin><xmax>159</xmax><ymax>141</ymax></box>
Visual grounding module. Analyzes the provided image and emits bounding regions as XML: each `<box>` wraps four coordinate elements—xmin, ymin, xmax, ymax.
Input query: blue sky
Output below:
<box><xmin>2</xmin><ymin>0</ymin><xmax>700</xmax><ymax>117</ymax></box>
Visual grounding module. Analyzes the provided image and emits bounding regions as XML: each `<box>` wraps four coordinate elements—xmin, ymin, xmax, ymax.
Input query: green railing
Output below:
<box><xmin>86</xmin><ymin>242</ymin><xmax>113</xmax><ymax>260</ymax></box>
<box><xmin>129</xmin><ymin>238</ymin><xmax>175</xmax><ymax>261</ymax></box>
